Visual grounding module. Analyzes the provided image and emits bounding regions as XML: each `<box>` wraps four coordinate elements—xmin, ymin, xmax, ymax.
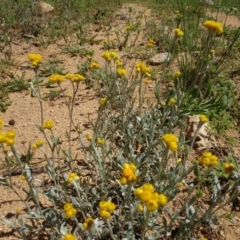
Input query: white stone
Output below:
<box><xmin>36</xmin><ymin>1</ymin><xmax>54</xmax><ymax>15</ymax></box>
<box><xmin>148</xmin><ymin>52</ymin><xmax>170</xmax><ymax>65</ymax></box>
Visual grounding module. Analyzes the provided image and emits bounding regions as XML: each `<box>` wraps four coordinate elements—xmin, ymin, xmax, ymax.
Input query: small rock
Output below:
<box><xmin>36</xmin><ymin>1</ymin><xmax>54</xmax><ymax>15</ymax></box>
<box><xmin>148</xmin><ymin>52</ymin><xmax>170</xmax><ymax>66</ymax></box>
<box><xmin>186</xmin><ymin>115</ymin><xmax>217</xmax><ymax>150</ymax></box>
<box><xmin>8</xmin><ymin>119</ymin><xmax>15</xmax><ymax>126</ymax></box>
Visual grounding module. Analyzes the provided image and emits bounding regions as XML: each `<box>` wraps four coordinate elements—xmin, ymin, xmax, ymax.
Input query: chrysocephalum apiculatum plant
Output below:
<box><xmin>0</xmin><ymin>1</ymin><xmax>240</xmax><ymax>240</ymax></box>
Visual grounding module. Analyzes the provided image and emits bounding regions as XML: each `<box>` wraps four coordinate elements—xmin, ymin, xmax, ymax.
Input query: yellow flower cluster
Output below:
<box><xmin>135</xmin><ymin>62</ymin><xmax>151</xmax><ymax>77</ymax></box>
<box><xmin>71</xmin><ymin>74</ymin><xmax>85</xmax><ymax>82</ymax></box>
<box><xmin>99</xmin><ymin>97</ymin><xmax>109</xmax><ymax>106</ymax></box>
<box><xmin>203</xmin><ymin>20</ymin><xmax>223</xmax><ymax>34</ymax></box>
<box><xmin>125</xmin><ymin>25</ymin><xmax>132</xmax><ymax>31</ymax></box>
<box><xmin>63</xmin><ymin>203</ymin><xmax>77</xmax><ymax>219</ymax></box>
<box><xmin>63</xmin><ymin>233</ymin><xmax>77</xmax><ymax>240</ymax></box>
<box><xmin>0</xmin><ymin>129</ymin><xmax>16</xmax><ymax>146</ymax></box>
<box><xmin>168</xmin><ymin>97</ymin><xmax>176</xmax><ymax>105</ymax></box>
<box><xmin>32</xmin><ymin>139</ymin><xmax>44</xmax><ymax>150</ymax></box>
<box><xmin>120</xmin><ymin>163</ymin><xmax>138</xmax><ymax>185</ymax></box>
<box><xmin>28</xmin><ymin>53</ymin><xmax>42</xmax><ymax>67</ymax></box>
<box><xmin>67</xmin><ymin>172</ymin><xmax>80</xmax><ymax>183</ymax></box>
<box><xmin>42</xmin><ymin>119</ymin><xmax>54</xmax><ymax>130</ymax></box>
<box><xmin>116</xmin><ymin>60</ymin><xmax>123</xmax><ymax>67</ymax></box>
<box><xmin>198</xmin><ymin>151</ymin><xmax>218</xmax><ymax>167</ymax></box>
<box><xmin>86</xmin><ymin>134</ymin><xmax>93</xmax><ymax>141</ymax></box>
<box><xmin>223</xmin><ymin>163</ymin><xmax>235</xmax><ymax>174</ymax></box>
<box><xmin>134</xmin><ymin>183</ymin><xmax>168</xmax><ymax>212</ymax></box>
<box><xmin>147</xmin><ymin>38</ymin><xmax>154</xmax><ymax>48</ymax></box>
<box><xmin>162</xmin><ymin>133</ymin><xmax>179</xmax><ymax>152</ymax></box>
<box><xmin>102</xmin><ymin>50</ymin><xmax>119</xmax><ymax>62</ymax></box>
<box><xmin>82</xmin><ymin>217</ymin><xmax>94</xmax><ymax>230</ymax></box>
<box><xmin>90</xmin><ymin>61</ymin><xmax>100</xmax><ymax>69</ymax></box>
<box><xmin>99</xmin><ymin>200</ymin><xmax>116</xmax><ymax>218</ymax></box>
<box><xmin>117</xmin><ymin>68</ymin><xmax>127</xmax><ymax>77</ymax></box>
<box><xmin>49</xmin><ymin>74</ymin><xmax>65</xmax><ymax>84</ymax></box>
<box><xmin>49</xmin><ymin>73</ymin><xmax>85</xmax><ymax>84</ymax></box>
<box><xmin>199</xmin><ymin>114</ymin><xmax>208</xmax><ymax>123</ymax></box>
<box><xmin>174</xmin><ymin>28</ymin><xmax>184</xmax><ymax>37</ymax></box>
<box><xmin>97</xmin><ymin>138</ymin><xmax>105</xmax><ymax>145</ymax></box>
<box><xmin>172</xmin><ymin>71</ymin><xmax>181</xmax><ymax>78</ymax></box>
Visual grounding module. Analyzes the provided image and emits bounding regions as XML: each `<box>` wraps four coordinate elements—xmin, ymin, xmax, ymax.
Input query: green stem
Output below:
<box><xmin>141</xmin><ymin>211</ymin><xmax>150</xmax><ymax>240</ymax></box>
<box><xmin>107</xmin><ymin>219</ymin><xmax>117</xmax><ymax>240</ymax></box>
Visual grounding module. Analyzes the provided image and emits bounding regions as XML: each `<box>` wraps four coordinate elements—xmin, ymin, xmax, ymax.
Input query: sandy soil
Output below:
<box><xmin>0</xmin><ymin>3</ymin><xmax>240</xmax><ymax>239</ymax></box>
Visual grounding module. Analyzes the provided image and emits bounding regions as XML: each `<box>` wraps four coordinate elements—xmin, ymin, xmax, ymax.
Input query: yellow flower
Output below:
<box><xmin>199</xmin><ymin>114</ymin><xmax>208</xmax><ymax>123</ymax></box>
<box><xmin>177</xmin><ymin>158</ymin><xmax>182</xmax><ymax>163</ymax></box>
<box><xmin>97</xmin><ymin>138</ymin><xmax>105</xmax><ymax>145</ymax></box>
<box><xmin>162</xmin><ymin>133</ymin><xmax>179</xmax><ymax>144</ymax></box>
<box><xmin>142</xmin><ymin>183</ymin><xmax>154</xmax><ymax>192</ymax></box>
<box><xmin>90</xmin><ymin>61</ymin><xmax>100</xmax><ymax>69</ymax></box>
<box><xmin>16</xmin><ymin>209</ymin><xmax>22</xmax><ymax>215</ymax></box>
<box><xmin>110</xmin><ymin>51</ymin><xmax>119</xmax><ymax>60</ymax></box>
<box><xmin>210</xmin><ymin>49</ymin><xmax>215</xmax><ymax>54</ymax></box>
<box><xmin>203</xmin><ymin>20</ymin><xmax>223</xmax><ymax>34</ymax></box>
<box><xmin>137</xmin><ymin>204</ymin><xmax>144</xmax><ymax>212</ymax></box>
<box><xmin>0</xmin><ymin>132</ymin><xmax>7</xmax><ymax>143</ymax></box>
<box><xmin>32</xmin><ymin>139</ymin><xmax>44</xmax><ymax>150</ymax></box>
<box><xmin>177</xmin><ymin>182</ymin><xmax>184</xmax><ymax>188</ymax></box>
<box><xmin>157</xmin><ymin>194</ymin><xmax>168</xmax><ymax>206</ymax></box>
<box><xmin>20</xmin><ymin>174</ymin><xmax>26</xmax><ymax>181</ymax></box>
<box><xmin>102</xmin><ymin>51</ymin><xmax>112</xmax><ymax>62</ymax></box>
<box><xmin>6</xmin><ymin>130</ymin><xmax>16</xmax><ymax>139</ymax></box>
<box><xmin>123</xmin><ymin>167</ymin><xmax>134</xmax><ymax>178</ymax></box>
<box><xmin>6</xmin><ymin>138</ymin><xmax>15</xmax><ymax>146</ymax></box>
<box><xmin>168</xmin><ymin>98</ymin><xmax>176</xmax><ymax>105</ymax></box>
<box><xmin>174</xmin><ymin>28</ymin><xmax>184</xmax><ymax>37</ymax></box>
<box><xmin>116</xmin><ymin>60</ymin><xmax>123</xmax><ymax>67</ymax></box>
<box><xmin>117</xmin><ymin>68</ymin><xmax>127</xmax><ymax>77</ymax></box>
<box><xmin>134</xmin><ymin>187</ymin><xmax>143</xmax><ymax>197</ymax></box>
<box><xmin>82</xmin><ymin>217</ymin><xmax>94</xmax><ymax>230</ymax></box>
<box><xmin>139</xmin><ymin>190</ymin><xmax>153</xmax><ymax>203</ymax></box>
<box><xmin>172</xmin><ymin>71</ymin><xmax>181</xmax><ymax>78</ymax></box>
<box><xmin>49</xmin><ymin>74</ymin><xmax>65</xmax><ymax>84</ymax></box>
<box><xmin>120</xmin><ymin>163</ymin><xmax>138</xmax><ymax>184</ymax></box>
<box><xmin>42</xmin><ymin>119</ymin><xmax>54</xmax><ymax>129</ymax></box>
<box><xmin>72</xmin><ymin>74</ymin><xmax>85</xmax><ymax>82</ymax></box>
<box><xmin>147</xmin><ymin>38</ymin><xmax>154</xmax><ymax>47</ymax></box>
<box><xmin>201</xmin><ymin>238</ymin><xmax>208</xmax><ymax>240</ymax></box>
<box><xmin>0</xmin><ymin>118</ymin><xmax>3</xmax><ymax>130</ymax></box>
<box><xmin>99</xmin><ymin>97</ymin><xmax>109</xmax><ymax>106</ymax></box>
<box><xmin>86</xmin><ymin>134</ymin><xmax>93</xmax><ymax>141</ymax></box>
<box><xmin>143</xmin><ymin>78</ymin><xmax>149</xmax><ymax>84</ymax></box>
<box><xmin>146</xmin><ymin>199</ymin><xmax>159</xmax><ymax>211</ymax></box>
<box><xmin>65</xmin><ymin>73</ymin><xmax>75</xmax><ymax>80</ymax></box>
<box><xmin>198</xmin><ymin>152</ymin><xmax>218</xmax><ymax>167</ymax></box>
<box><xmin>63</xmin><ymin>233</ymin><xmax>77</xmax><ymax>240</ymax></box>
<box><xmin>99</xmin><ymin>210</ymin><xmax>111</xmax><ymax>218</ymax></box>
<box><xmin>125</xmin><ymin>25</ymin><xmax>131</xmax><ymax>31</ymax></box>
<box><xmin>99</xmin><ymin>201</ymin><xmax>116</xmax><ymax>213</ymax></box>
<box><xmin>120</xmin><ymin>177</ymin><xmax>127</xmax><ymax>185</ymax></box>
<box><xmin>162</xmin><ymin>133</ymin><xmax>179</xmax><ymax>151</ymax></box>
<box><xmin>28</xmin><ymin>53</ymin><xmax>42</xmax><ymax>67</ymax></box>
<box><xmin>63</xmin><ymin>203</ymin><xmax>73</xmax><ymax>212</ymax></box>
<box><xmin>135</xmin><ymin>62</ymin><xmax>151</xmax><ymax>76</ymax></box>
<box><xmin>64</xmin><ymin>203</ymin><xmax>77</xmax><ymax>219</ymax></box>
<box><xmin>202</xmin><ymin>151</ymin><xmax>212</xmax><ymax>158</ymax></box>
<box><xmin>223</xmin><ymin>163</ymin><xmax>235</xmax><ymax>174</ymax></box>
<box><xmin>67</xmin><ymin>172</ymin><xmax>80</xmax><ymax>183</ymax></box>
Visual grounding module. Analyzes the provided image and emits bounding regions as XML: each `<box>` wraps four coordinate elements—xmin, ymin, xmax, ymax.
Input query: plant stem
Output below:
<box><xmin>107</xmin><ymin>219</ymin><xmax>117</xmax><ymax>240</ymax></box>
<box><xmin>141</xmin><ymin>211</ymin><xmax>150</xmax><ymax>240</ymax></box>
